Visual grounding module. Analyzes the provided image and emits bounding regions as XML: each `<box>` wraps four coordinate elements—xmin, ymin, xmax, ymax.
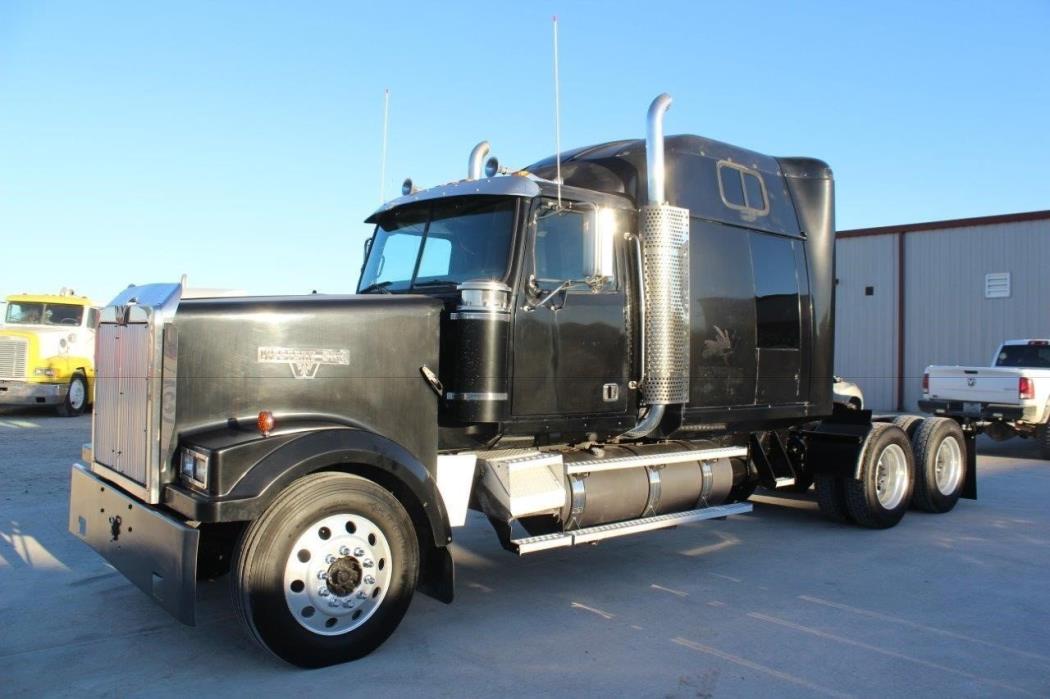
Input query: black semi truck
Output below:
<box><xmin>68</xmin><ymin>94</ymin><xmax>976</xmax><ymax>667</ymax></box>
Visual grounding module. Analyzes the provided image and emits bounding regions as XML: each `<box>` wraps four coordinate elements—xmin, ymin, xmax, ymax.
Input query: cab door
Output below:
<box><xmin>511</xmin><ymin>203</ymin><xmax>629</xmax><ymax>417</ymax></box>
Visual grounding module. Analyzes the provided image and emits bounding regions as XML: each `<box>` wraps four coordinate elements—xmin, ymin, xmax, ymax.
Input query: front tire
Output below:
<box><xmin>56</xmin><ymin>374</ymin><xmax>87</xmax><ymax>417</ymax></box>
<box><xmin>844</xmin><ymin>423</ymin><xmax>915</xmax><ymax>529</ymax></box>
<box><xmin>911</xmin><ymin>417</ymin><xmax>966</xmax><ymax>513</ymax></box>
<box><xmin>233</xmin><ymin>472</ymin><xmax>419</xmax><ymax>667</ymax></box>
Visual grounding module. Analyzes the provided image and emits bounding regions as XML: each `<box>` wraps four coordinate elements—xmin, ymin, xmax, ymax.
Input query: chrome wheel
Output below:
<box><xmin>68</xmin><ymin>378</ymin><xmax>86</xmax><ymax>410</ymax></box>
<box><xmin>934</xmin><ymin>435</ymin><xmax>963</xmax><ymax>496</ymax></box>
<box><xmin>875</xmin><ymin>443</ymin><xmax>909</xmax><ymax>509</ymax></box>
<box><xmin>283</xmin><ymin>513</ymin><xmax>392</xmax><ymax>636</ymax></box>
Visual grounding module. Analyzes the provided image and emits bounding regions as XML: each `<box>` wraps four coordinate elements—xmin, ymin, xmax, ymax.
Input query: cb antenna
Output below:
<box><xmin>379</xmin><ymin>88</ymin><xmax>390</xmax><ymax>204</ymax></box>
<box><xmin>552</xmin><ymin>16</ymin><xmax>562</xmax><ymax>207</ymax></box>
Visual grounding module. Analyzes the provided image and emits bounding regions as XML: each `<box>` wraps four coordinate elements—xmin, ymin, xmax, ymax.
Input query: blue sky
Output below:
<box><xmin>2</xmin><ymin>1</ymin><xmax>1047</xmax><ymax>304</ymax></box>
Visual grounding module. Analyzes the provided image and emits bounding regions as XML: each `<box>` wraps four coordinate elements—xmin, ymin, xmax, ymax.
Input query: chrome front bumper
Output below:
<box><xmin>0</xmin><ymin>379</ymin><xmax>64</xmax><ymax>405</ymax></box>
<box><xmin>68</xmin><ymin>463</ymin><xmax>200</xmax><ymax>625</ymax></box>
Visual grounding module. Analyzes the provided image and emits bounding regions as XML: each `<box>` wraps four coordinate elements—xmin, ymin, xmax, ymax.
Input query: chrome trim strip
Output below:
<box><xmin>513</xmin><ymin>502</ymin><xmax>753</xmax><ymax>555</ymax></box>
<box><xmin>564</xmin><ymin>446</ymin><xmax>748</xmax><ymax>475</ymax></box>
<box><xmin>449</xmin><ymin>311</ymin><xmax>511</xmax><ymax>322</ymax></box>
<box><xmin>444</xmin><ymin>392</ymin><xmax>508</xmax><ymax>401</ymax></box>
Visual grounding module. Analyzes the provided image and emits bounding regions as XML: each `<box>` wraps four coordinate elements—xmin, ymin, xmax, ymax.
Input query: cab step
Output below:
<box><xmin>510</xmin><ymin>502</ymin><xmax>753</xmax><ymax>555</ymax></box>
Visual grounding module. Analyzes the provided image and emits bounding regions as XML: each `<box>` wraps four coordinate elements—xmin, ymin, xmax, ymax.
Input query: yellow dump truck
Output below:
<box><xmin>0</xmin><ymin>290</ymin><xmax>99</xmax><ymax>416</ymax></box>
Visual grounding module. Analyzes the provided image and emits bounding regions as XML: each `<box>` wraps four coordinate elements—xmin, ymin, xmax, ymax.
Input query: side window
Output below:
<box><xmin>534</xmin><ymin>209</ymin><xmax>592</xmax><ymax>283</ymax></box>
<box><xmin>718</xmin><ymin>161</ymin><xmax>769</xmax><ymax>216</ymax></box>
<box><xmin>87</xmin><ymin>309</ymin><xmax>100</xmax><ymax>328</ymax></box>
<box><xmin>718</xmin><ymin>165</ymin><xmax>745</xmax><ymax>207</ymax></box>
<box><xmin>750</xmin><ymin>233</ymin><xmax>800</xmax><ymax>349</ymax></box>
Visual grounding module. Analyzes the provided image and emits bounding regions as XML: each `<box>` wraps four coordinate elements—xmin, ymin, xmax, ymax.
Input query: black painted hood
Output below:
<box><xmin>170</xmin><ymin>294</ymin><xmax>442</xmax><ymax>466</ymax></box>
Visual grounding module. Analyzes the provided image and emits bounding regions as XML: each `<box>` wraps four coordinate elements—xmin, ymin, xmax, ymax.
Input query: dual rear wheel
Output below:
<box><xmin>814</xmin><ymin>417</ymin><xmax>967</xmax><ymax>528</ymax></box>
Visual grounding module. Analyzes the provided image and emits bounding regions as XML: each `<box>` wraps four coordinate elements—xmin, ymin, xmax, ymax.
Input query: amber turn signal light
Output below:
<box><xmin>258</xmin><ymin>410</ymin><xmax>275</xmax><ymax>437</ymax></box>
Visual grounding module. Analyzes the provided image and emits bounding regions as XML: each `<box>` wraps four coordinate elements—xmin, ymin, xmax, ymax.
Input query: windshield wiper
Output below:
<box><xmin>358</xmin><ymin>281</ymin><xmax>393</xmax><ymax>294</ymax></box>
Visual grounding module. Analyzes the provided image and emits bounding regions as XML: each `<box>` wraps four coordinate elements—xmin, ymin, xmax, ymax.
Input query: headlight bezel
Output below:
<box><xmin>179</xmin><ymin>446</ymin><xmax>211</xmax><ymax>489</ymax></box>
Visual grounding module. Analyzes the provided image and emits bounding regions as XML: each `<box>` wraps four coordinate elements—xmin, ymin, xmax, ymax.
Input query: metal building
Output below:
<box><xmin>834</xmin><ymin>210</ymin><xmax>1050</xmax><ymax>412</ymax></box>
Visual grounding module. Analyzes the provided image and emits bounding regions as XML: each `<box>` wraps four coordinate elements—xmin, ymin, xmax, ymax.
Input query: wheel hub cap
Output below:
<box><xmin>326</xmin><ymin>556</ymin><xmax>362</xmax><ymax>597</ymax></box>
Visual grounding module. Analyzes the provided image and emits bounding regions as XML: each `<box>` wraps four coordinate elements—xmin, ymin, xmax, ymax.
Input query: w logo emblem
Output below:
<box><xmin>258</xmin><ymin>347</ymin><xmax>350</xmax><ymax>379</ymax></box>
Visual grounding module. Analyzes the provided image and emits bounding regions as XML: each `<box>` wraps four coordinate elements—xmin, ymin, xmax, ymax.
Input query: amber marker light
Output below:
<box><xmin>258</xmin><ymin>410</ymin><xmax>275</xmax><ymax>437</ymax></box>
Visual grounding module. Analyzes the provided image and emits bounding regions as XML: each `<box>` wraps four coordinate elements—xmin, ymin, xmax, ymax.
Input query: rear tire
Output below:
<box><xmin>911</xmin><ymin>417</ymin><xmax>966</xmax><ymax>513</ymax></box>
<box><xmin>892</xmin><ymin>414</ymin><xmax>924</xmax><ymax>441</ymax></box>
<box><xmin>844</xmin><ymin>423</ymin><xmax>915</xmax><ymax>529</ymax></box>
<box><xmin>815</xmin><ymin>476</ymin><xmax>851</xmax><ymax>523</ymax></box>
<box><xmin>233</xmin><ymin>472</ymin><xmax>418</xmax><ymax>667</ymax></box>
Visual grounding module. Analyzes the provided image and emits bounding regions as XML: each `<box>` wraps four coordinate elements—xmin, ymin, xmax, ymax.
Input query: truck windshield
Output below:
<box><xmin>995</xmin><ymin>344</ymin><xmax>1050</xmax><ymax>368</ymax></box>
<box><xmin>4</xmin><ymin>302</ymin><xmax>83</xmax><ymax>326</ymax></box>
<box><xmin>359</xmin><ymin>197</ymin><xmax>516</xmax><ymax>292</ymax></box>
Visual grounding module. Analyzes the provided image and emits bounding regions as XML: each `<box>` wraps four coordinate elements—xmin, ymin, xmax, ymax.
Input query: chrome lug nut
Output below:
<box><xmin>357</xmin><ymin>590</ymin><xmax>367</xmax><ymax>599</ymax></box>
<box><xmin>362</xmin><ymin>558</ymin><xmax>374</xmax><ymax>568</ymax></box>
<box><xmin>325</xmin><ymin>554</ymin><xmax>336</xmax><ymax>564</ymax></box>
<box><xmin>353</xmin><ymin>547</ymin><xmax>365</xmax><ymax>557</ymax></box>
<box><xmin>342</xmin><ymin>600</ymin><xmax>355</xmax><ymax>609</ymax></box>
<box><xmin>364</xmin><ymin>575</ymin><xmax>376</xmax><ymax>585</ymax></box>
<box><xmin>328</xmin><ymin>599</ymin><xmax>340</xmax><ymax>608</ymax></box>
<box><xmin>317</xmin><ymin>570</ymin><xmax>327</xmax><ymax>580</ymax></box>
<box><xmin>318</xmin><ymin>586</ymin><xmax>329</xmax><ymax>597</ymax></box>
<box><xmin>338</xmin><ymin>545</ymin><xmax>350</xmax><ymax>556</ymax></box>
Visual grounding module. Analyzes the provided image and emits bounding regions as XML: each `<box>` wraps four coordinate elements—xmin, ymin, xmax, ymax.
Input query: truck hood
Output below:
<box><xmin>171</xmin><ymin>294</ymin><xmax>444</xmax><ymax>466</ymax></box>
<box><xmin>0</xmin><ymin>327</ymin><xmax>80</xmax><ymax>367</ymax></box>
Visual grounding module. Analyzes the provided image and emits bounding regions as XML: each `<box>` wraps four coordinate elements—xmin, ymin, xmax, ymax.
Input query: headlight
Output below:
<box><xmin>179</xmin><ymin>447</ymin><xmax>210</xmax><ymax>488</ymax></box>
<box><xmin>33</xmin><ymin>367</ymin><xmax>56</xmax><ymax>377</ymax></box>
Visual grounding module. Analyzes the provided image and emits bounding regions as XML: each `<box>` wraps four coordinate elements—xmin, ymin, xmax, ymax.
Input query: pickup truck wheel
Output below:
<box><xmin>56</xmin><ymin>374</ymin><xmax>87</xmax><ymax>417</ymax></box>
<box><xmin>891</xmin><ymin>415</ymin><xmax>923</xmax><ymax>441</ymax></box>
<box><xmin>233</xmin><ymin>472</ymin><xmax>418</xmax><ymax>668</ymax></box>
<box><xmin>814</xmin><ymin>476</ymin><xmax>851</xmax><ymax>523</ymax></box>
<box><xmin>1037</xmin><ymin>426</ymin><xmax>1050</xmax><ymax>460</ymax></box>
<box><xmin>911</xmin><ymin>417</ymin><xmax>966</xmax><ymax>513</ymax></box>
<box><xmin>844</xmin><ymin>424</ymin><xmax>914</xmax><ymax>528</ymax></box>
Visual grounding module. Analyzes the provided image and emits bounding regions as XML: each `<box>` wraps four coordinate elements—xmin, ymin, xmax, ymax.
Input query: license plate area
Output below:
<box><xmin>963</xmin><ymin>401</ymin><xmax>983</xmax><ymax>416</ymax></box>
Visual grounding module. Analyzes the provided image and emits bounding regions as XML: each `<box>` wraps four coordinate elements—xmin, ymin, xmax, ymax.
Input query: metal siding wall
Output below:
<box><xmin>902</xmin><ymin>220</ymin><xmax>1050</xmax><ymax>411</ymax></box>
<box><xmin>833</xmin><ymin>235</ymin><xmax>899</xmax><ymax>411</ymax></box>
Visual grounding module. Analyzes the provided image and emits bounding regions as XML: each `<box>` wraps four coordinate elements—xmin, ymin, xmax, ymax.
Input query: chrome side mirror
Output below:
<box><xmin>584</xmin><ymin>208</ymin><xmax>617</xmax><ymax>282</ymax></box>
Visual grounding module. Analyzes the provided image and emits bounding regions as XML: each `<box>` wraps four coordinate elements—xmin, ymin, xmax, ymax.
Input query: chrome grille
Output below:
<box><xmin>0</xmin><ymin>338</ymin><xmax>28</xmax><ymax>379</ymax></box>
<box><xmin>94</xmin><ymin>323</ymin><xmax>152</xmax><ymax>484</ymax></box>
<box><xmin>640</xmin><ymin>203</ymin><xmax>691</xmax><ymax>404</ymax></box>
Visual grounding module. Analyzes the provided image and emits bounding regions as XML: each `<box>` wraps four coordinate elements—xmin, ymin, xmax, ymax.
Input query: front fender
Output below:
<box><xmin>163</xmin><ymin>425</ymin><xmax>452</xmax><ymax>549</ymax></box>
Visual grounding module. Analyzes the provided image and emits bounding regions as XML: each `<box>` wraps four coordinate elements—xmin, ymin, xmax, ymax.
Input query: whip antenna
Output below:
<box><xmin>552</xmin><ymin>16</ymin><xmax>562</xmax><ymax>207</ymax></box>
<box><xmin>379</xmin><ymin>88</ymin><xmax>390</xmax><ymax>203</ymax></box>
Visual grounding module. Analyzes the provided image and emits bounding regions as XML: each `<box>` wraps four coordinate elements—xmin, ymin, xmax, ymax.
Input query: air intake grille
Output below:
<box><xmin>0</xmin><ymin>338</ymin><xmax>28</xmax><ymax>379</ymax></box>
<box><xmin>640</xmin><ymin>204</ymin><xmax>690</xmax><ymax>404</ymax></box>
<box><xmin>93</xmin><ymin>323</ymin><xmax>152</xmax><ymax>484</ymax></box>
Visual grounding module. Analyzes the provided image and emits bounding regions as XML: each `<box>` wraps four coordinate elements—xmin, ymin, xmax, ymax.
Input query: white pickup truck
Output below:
<box><xmin>920</xmin><ymin>340</ymin><xmax>1050</xmax><ymax>459</ymax></box>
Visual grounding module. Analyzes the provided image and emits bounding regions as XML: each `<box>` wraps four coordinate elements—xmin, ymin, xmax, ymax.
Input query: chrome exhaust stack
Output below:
<box><xmin>468</xmin><ymin>141</ymin><xmax>491</xmax><ymax>180</ymax></box>
<box><xmin>620</xmin><ymin>93</ymin><xmax>691</xmax><ymax>440</ymax></box>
